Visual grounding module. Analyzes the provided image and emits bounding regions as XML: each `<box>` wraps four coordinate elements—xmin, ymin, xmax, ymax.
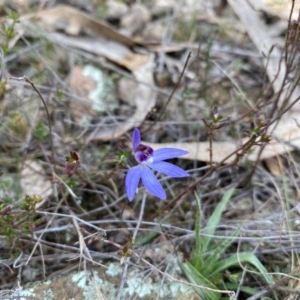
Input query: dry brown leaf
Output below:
<box><xmin>21</xmin><ymin>160</ymin><xmax>52</xmax><ymax>199</ymax></box>
<box><xmin>145</xmin><ymin>141</ymin><xmax>238</xmax><ymax>163</ymax></box>
<box><xmin>46</xmin><ymin>32</ymin><xmax>149</xmax><ymax>71</ymax></box>
<box><xmin>68</xmin><ymin>65</ymin><xmax>118</xmax><ymax>124</ymax></box>
<box><xmin>19</xmin><ymin>5</ymin><xmax>156</xmax><ymax>141</ymax></box>
<box><xmin>24</xmin><ymin>5</ymin><xmax>149</xmax><ymax>71</ymax></box>
<box><xmin>264</xmin><ymin>157</ymin><xmax>283</xmax><ymax>176</ymax></box>
<box><xmin>31</xmin><ymin>5</ymin><xmax>136</xmax><ymax>46</ymax></box>
<box><xmin>210</xmin><ymin>0</ymin><xmax>300</xmax><ymax>163</ymax></box>
<box><xmin>259</xmin><ymin>0</ymin><xmax>300</xmax><ymax>20</ymax></box>
<box><xmin>144</xmin><ymin>43</ymin><xmax>185</xmax><ymax>53</ymax></box>
<box><xmin>88</xmin><ymin>55</ymin><xmax>157</xmax><ymax>141</ymax></box>
<box><xmin>228</xmin><ymin>0</ymin><xmax>294</xmax><ymax>104</ymax></box>
<box><xmin>145</xmin><ymin>137</ymin><xmax>294</xmax><ymax>164</ymax></box>
<box><xmin>228</xmin><ymin>0</ymin><xmax>300</xmax><ymax>107</ymax></box>
<box><xmin>69</xmin><ymin>66</ymin><xmax>97</xmax><ymax>124</ymax></box>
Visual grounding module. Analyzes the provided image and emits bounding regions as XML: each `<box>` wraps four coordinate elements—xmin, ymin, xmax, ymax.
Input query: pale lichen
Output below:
<box><xmin>19</xmin><ymin>287</ymin><xmax>36</xmax><ymax>300</ymax></box>
<box><xmin>125</xmin><ymin>276</ymin><xmax>153</xmax><ymax>297</ymax></box>
<box><xmin>22</xmin><ymin>266</ymin><xmax>40</xmax><ymax>282</ymax></box>
<box><xmin>13</xmin><ymin>254</ymin><xmax>197</xmax><ymax>299</ymax></box>
<box><xmin>43</xmin><ymin>289</ymin><xmax>54</xmax><ymax>300</ymax></box>
<box><xmin>105</xmin><ymin>262</ymin><xmax>122</xmax><ymax>277</ymax></box>
<box><xmin>82</xmin><ymin>65</ymin><xmax>117</xmax><ymax>113</ymax></box>
<box><xmin>72</xmin><ymin>270</ymin><xmax>117</xmax><ymax>300</ymax></box>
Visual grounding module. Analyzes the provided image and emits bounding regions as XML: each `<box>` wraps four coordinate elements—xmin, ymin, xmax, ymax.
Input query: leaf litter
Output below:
<box><xmin>0</xmin><ymin>0</ymin><xmax>300</xmax><ymax>299</ymax></box>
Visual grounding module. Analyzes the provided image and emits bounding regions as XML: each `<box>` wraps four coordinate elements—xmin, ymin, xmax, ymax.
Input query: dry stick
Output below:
<box><xmin>233</xmin><ymin>200</ymin><xmax>277</xmax><ymax>298</ymax></box>
<box><xmin>25</xmin><ymin>194</ymin><xmax>68</xmax><ymax>265</ymax></box>
<box><xmin>147</xmin><ymin>42</ymin><xmax>300</xmax><ymax>216</ymax></box>
<box><xmin>208</xmin><ymin>129</ymin><xmax>213</xmax><ymax>168</ymax></box>
<box><xmin>68</xmin><ymin>209</ymin><xmax>110</xmax><ymax>289</ymax></box>
<box><xmin>227</xmin><ymin>0</ymin><xmax>300</xmax><ymax>189</ymax></box>
<box><xmin>211</xmin><ymin>59</ymin><xmax>254</xmax><ymax>109</ymax></box>
<box><xmin>284</xmin><ymin>0</ymin><xmax>296</xmax><ymax>67</ymax></box>
<box><xmin>240</xmin><ymin>93</ymin><xmax>300</xmax><ymax>187</ymax></box>
<box><xmin>143</xmin><ymin>52</ymin><xmax>191</xmax><ymax>133</ymax></box>
<box><xmin>101</xmin><ymin>222</ymin><xmax>236</xmax><ymax>299</ymax></box>
<box><xmin>240</xmin><ymin>80</ymin><xmax>287</xmax><ymax>186</ymax></box>
<box><xmin>7</xmin><ymin>75</ymin><xmax>59</xmax><ymax>267</ymax></box>
<box><xmin>133</xmin><ymin>248</ymin><xmax>236</xmax><ymax>300</ymax></box>
<box><xmin>33</xmin><ymin>232</ymin><xmax>46</xmax><ymax>279</ymax></box>
<box><xmin>239</xmin><ymin>12</ymin><xmax>300</xmax><ymax>186</ymax></box>
<box><xmin>55</xmin><ymin>173</ymin><xmax>89</xmax><ymax>215</ymax></box>
<box><xmin>157</xmin><ymin>211</ymin><xmax>235</xmax><ymax>299</ymax></box>
<box><xmin>116</xmin><ymin>193</ymin><xmax>147</xmax><ymax>300</ymax></box>
<box><xmin>78</xmin><ymin>230</ymin><xmax>236</xmax><ymax>299</ymax></box>
<box><xmin>246</xmin><ymin>263</ymin><xmax>300</xmax><ymax>300</ymax></box>
<box><xmin>9</xmin><ymin>76</ymin><xmax>56</xmax><ymax>171</ymax></box>
<box><xmin>155</xmin><ymin>258</ymin><xmax>172</xmax><ymax>300</ymax></box>
<box><xmin>90</xmin><ymin>271</ymin><xmax>106</xmax><ymax>300</ymax></box>
<box><xmin>164</xmin><ymin>126</ymin><xmax>271</xmax><ymax>215</ymax></box>
<box><xmin>36</xmin><ymin>210</ymin><xmax>106</xmax><ymax>235</ymax></box>
<box><xmin>267</xmin><ymin>1</ymin><xmax>300</xmax><ymax>121</ymax></box>
<box><xmin>267</xmin><ymin>63</ymin><xmax>291</xmax><ymax>123</ymax></box>
<box><xmin>238</xmin><ymin>143</ymin><xmax>267</xmax><ymax>187</ymax></box>
<box><xmin>148</xmin><ymin>134</ymin><xmax>258</xmax><ymax>221</ymax></box>
<box><xmin>279</xmin><ymin>25</ymin><xmax>300</xmax><ymax>115</ymax></box>
<box><xmin>240</xmin><ymin>101</ymin><xmax>299</xmax><ymax>187</ymax></box>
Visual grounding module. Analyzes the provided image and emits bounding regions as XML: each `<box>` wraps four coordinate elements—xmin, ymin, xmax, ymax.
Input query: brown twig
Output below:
<box><xmin>148</xmin><ymin>134</ymin><xmax>259</xmax><ymax>221</ymax></box>
<box><xmin>10</xmin><ymin>76</ymin><xmax>56</xmax><ymax>171</ymax></box>
<box><xmin>142</xmin><ymin>52</ymin><xmax>192</xmax><ymax>133</ymax></box>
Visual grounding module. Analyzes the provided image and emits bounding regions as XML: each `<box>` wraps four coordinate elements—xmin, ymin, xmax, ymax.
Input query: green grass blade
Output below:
<box><xmin>190</xmin><ymin>192</ymin><xmax>203</xmax><ymax>270</ymax></box>
<box><xmin>201</xmin><ymin>226</ymin><xmax>240</xmax><ymax>275</ymax></box>
<box><xmin>134</xmin><ymin>229</ymin><xmax>158</xmax><ymax>246</ymax></box>
<box><xmin>201</xmin><ymin>188</ymin><xmax>235</xmax><ymax>253</ymax></box>
<box><xmin>225</xmin><ymin>283</ymin><xmax>258</xmax><ymax>296</ymax></box>
<box><xmin>211</xmin><ymin>253</ymin><xmax>273</xmax><ymax>285</ymax></box>
<box><xmin>182</xmin><ymin>262</ymin><xmax>221</xmax><ymax>300</ymax></box>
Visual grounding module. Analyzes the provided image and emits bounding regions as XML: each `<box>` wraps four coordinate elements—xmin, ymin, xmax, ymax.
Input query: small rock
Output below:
<box><xmin>19</xmin><ymin>259</ymin><xmax>201</xmax><ymax>299</ymax></box>
<box><xmin>21</xmin><ymin>160</ymin><xmax>53</xmax><ymax>200</ymax></box>
<box><xmin>22</xmin><ymin>266</ymin><xmax>40</xmax><ymax>282</ymax></box>
<box><xmin>142</xmin><ymin>20</ymin><xmax>166</xmax><ymax>41</ymax></box>
<box><xmin>118</xmin><ymin>77</ymin><xmax>137</xmax><ymax>106</ymax></box>
<box><xmin>121</xmin><ymin>4</ymin><xmax>151</xmax><ymax>35</ymax></box>
<box><xmin>151</xmin><ymin>0</ymin><xmax>176</xmax><ymax>15</ymax></box>
<box><xmin>105</xmin><ymin>0</ymin><xmax>129</xmax><ymax>20</ymax></box>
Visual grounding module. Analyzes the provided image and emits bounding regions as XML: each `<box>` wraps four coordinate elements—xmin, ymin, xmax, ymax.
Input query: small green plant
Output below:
<box><xmin>0</xmin><ymin>173</ymin><xmax>21</xmax><ymax>203</ymax></box>
<box><xmin>1</xmin><ymin>10</ymin><xmax>19</xmax><ymax>55</ymax></box>
<box><xmin>34</xmin><ymin>120</ymin><xmax>49</xmax><ymax>142</ymax></box>
<box><xmin>21</xmin><ymin>194</ymin><xmax>43</xmax><ymax>212</ymax></box>
<box><xmin>6</xmin><ymin>112</ymin><xmax>29</xmax><ymax>139</ymax></box>
<box><xmin>0</xmin><ymin>202</ymin><xmax>15</xmax><ymax>241</ymax></box>
<box><xmin>0</xmin><ymin>193</ymin><xmax>40</xmax><ymax>256</ymax></box>
<box><xmin>182</xmin><ymin>188</ymin><xmax>275</xmax><ymax>299</ymax></box>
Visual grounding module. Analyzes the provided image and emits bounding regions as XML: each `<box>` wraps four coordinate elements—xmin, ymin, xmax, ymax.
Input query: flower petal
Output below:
<box><xmin>132</xmin><ymin>128</ymin><xmax>141</xmax><ymax>151</ymax></box>
<box><xmin>125</xmin><ymin>166</ymin><xmax>142</xmax><ymax>201</ymax></box>
<box><xmin>152</xmin><ymin>148</ymin><xmax>189</xmax><ymax>162</ymax></box>
<box><xmin>140</xmin><ymin>166</ymin><xmax>166</xmax><ymax>200</ymax></box>
<box><xmin>148</xmin><ymin>161</ymin><xmax>189</xmax><ymax>177</ymax></box>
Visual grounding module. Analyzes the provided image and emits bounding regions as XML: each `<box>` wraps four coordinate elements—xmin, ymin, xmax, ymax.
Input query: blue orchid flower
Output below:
<box><xmin>125</xmin><ymin>128</ymin><xmax>189</xmax><ymax>201</ymax></box>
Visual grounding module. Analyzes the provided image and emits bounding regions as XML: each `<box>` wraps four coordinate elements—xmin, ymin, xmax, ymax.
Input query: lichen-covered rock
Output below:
<box><xmin>16</xmin><ymin>259</ymin><xmax>200</xmax><ymax>300</ymax></box>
